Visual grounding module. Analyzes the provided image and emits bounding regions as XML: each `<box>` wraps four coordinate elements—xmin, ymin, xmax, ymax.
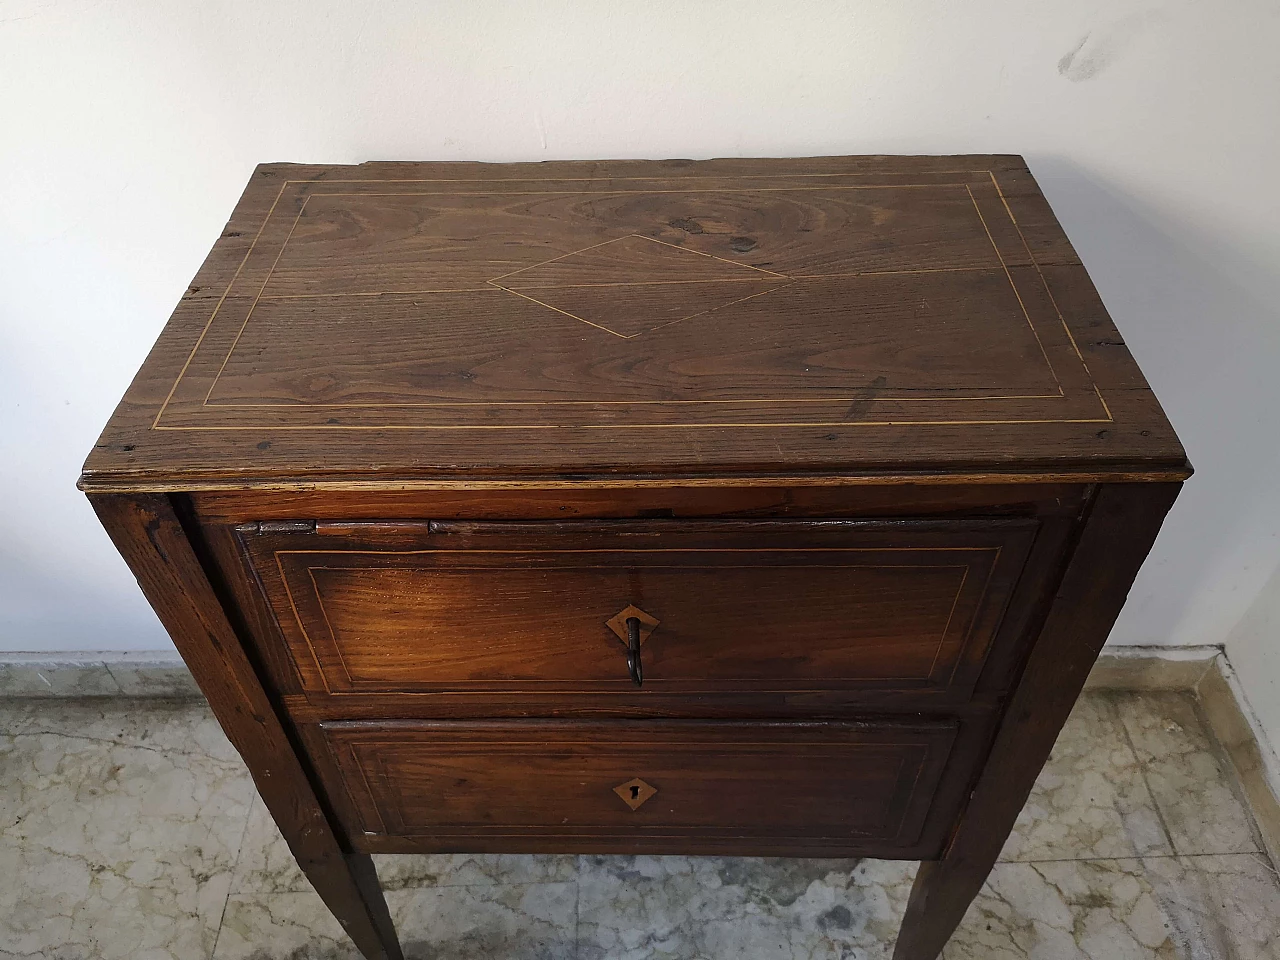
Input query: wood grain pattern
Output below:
<box><xmin>321</xmin><ymin>720</ymin><xmax>957</xmax><ymax>853</ymax></box>
<box><xmin>240</xmin><ymin>519</ymin><xmax>1035</xmax><ymax>704</ymax></box>
<box><xmin>191</xmin><ymin>483</ymin><xmax>1088</xmax><ymax>522</ymax></box>
<box><xmin>198</xmin><ymin>272</ymin><xmax>1070</xmax><ymax>405</ymax></box>
<box><xmin>79</xmin><ymin>155</ymin><xmax>1188</xmax><ymax>491</ymax></box>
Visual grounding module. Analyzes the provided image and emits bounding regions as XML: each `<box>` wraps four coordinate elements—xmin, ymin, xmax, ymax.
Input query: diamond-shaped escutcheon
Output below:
<box><xmin>612</xmin><ymin>777</ymin><xmax>658</xmax><ymax>811</ymax></box>
<box><xmin>606</xmin><ymin>604</ymin><xmax>659</xmax><ymax>646</ymax></box>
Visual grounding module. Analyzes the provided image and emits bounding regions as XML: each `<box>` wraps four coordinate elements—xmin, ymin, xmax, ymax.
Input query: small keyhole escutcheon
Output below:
<box><xmin>613</xmin><ymin>777</ymin><xmax>657</xmax><ymax>811</ymax></box>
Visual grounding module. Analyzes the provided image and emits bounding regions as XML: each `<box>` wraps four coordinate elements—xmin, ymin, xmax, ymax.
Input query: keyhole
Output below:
<box><xmin>630</xmin><ymin>785</ymin><xmax>641</xmax><ymax>800</ymax></box>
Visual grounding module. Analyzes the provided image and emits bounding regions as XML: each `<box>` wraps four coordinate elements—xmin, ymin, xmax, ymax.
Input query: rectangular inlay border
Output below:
<box><xmin>154</xmin><ymin>171</ymin><xmax>1111</xmax><ymax>430</ymax></box>
<box><xmin>271</xmin><ymin>545</ymin><xmax>994</xmax><ymax>697</ymax></box>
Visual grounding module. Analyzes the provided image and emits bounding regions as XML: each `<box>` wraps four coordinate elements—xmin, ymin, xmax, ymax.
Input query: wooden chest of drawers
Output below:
<box><xmin>81</xmin><ymin>155</ymin><xmax>1188</xmax><ymax>960</ymax></box>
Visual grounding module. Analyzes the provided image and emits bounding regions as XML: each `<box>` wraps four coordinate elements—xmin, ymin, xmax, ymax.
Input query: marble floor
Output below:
<box><xmin>1</xmin><ymin>693</ymin><xmax>1277</xmax><ymax>959</ymax></box>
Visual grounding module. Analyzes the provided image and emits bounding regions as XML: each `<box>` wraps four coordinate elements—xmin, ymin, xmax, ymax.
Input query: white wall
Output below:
<box><xmin>2</xmin><ymin>0</ymin><xmax>1278</xmax><ymax>731</ymax></box>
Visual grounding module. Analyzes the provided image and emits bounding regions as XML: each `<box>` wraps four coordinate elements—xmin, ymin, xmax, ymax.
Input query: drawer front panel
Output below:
<box><xmin>322</xmin><ymin>719</ymin><xmax>957</xmax><ymax>851</ymax></box>
<box><xmin>243</xmin><ymin>520</ymin><xmax>1037</xmax><ymax>701</ymax></box>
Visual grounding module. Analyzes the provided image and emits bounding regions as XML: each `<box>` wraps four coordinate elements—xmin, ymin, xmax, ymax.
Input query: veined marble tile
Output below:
<box><xmin>1142</xmin><ymin>854</ymin><xmax>1280</xmax><ymax>958</ymax></box>
<box><xmin>210</xmin><ymin>889</ymin><xmax>358</xmax><ymax>960</ymax></box>
<box><xmin>0</xmin><ymin>700</ymin><xmax>253</xmax><ymax>960</ymax></box>
<box><xmin>212</xmin><ymin>881</ymin><xmax>579</xmax><ymax>960</ymax></box>
<box><xmin>376</xmin><ymin>851</ymin><xmax>578</xmax><ymax>892</ymax></box>
<box><xmin>0</xmin><ymin>699</ymin><xmax>44</xmax><ymax>736</ymax></box>
<box><xmin>0</xmin><ymin>698</ymin><xmax>246</xmax><ymax>767</ymax></box>
<box><xmin>943</xmin><ymin>853</ymin><xmax>1280</xmax><ymax>960</ymax></box>
<box><xmin>225</xmin><ymin>793</ymin><xmax>310</xmax><ymax>895</ymax></box>
<box><xmin>575</xmin><ymin>855</ymin><xmax>917</xmax><ymax>960</ymax></box>
<box><xmin>3</xmin><ymin>693</ymin><xmax>1275</xmax><ymax>959</ymax></box>
<box><xmin>103</xmin><ymin>659</ymin><xmax>202</xmax><ymax>698</ymax></box>
<box><xmin>1118</xmin><ymin>692</ymin><xmax>1261</xmax><ymax>856</ymax></box>
<box><xmin>230</xmin><ymin>792</ymin><xmax>578</xmax><ymax>896</ymax></box>
<box><xmin>0</xmin><ymin>659</ymin><xmax>121</xmax><ymax>698</ymax></box>
<box><xmin>1001</xmin><ymin>694</ymin><xmax>1172</xmax><ymax>862</ymax></box>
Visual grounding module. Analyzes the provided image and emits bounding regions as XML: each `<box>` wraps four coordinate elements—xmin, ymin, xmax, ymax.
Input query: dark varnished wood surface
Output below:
<box><xmin>240</xmin><ymin>519</ymin><xmax>1036</xmax><ymax>704</ymax></box>
<box><xmin>321</xmin><ymin>720</ymin><xmax>957</xmax><ymax>855</ymax></box>
<box><xmin>80</xmin><ymin>155</ymin><xmax>1187</xmax><ymax>491</ymax></box>
<box><xmin>191</xmin><ymin>482</ymin><xmax>1087</xmax><ymax>523</ymax></box>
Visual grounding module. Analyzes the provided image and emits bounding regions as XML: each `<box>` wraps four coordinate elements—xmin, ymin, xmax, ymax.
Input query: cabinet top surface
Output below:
<box><xmin>81</xmin><ymin>155</ymin><xmax>1187</xmax><ymax>490</ymax></box>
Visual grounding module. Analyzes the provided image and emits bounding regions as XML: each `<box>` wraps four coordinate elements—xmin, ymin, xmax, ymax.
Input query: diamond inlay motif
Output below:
<box><xmin>612</xmin><ymin>777</ymin><xmax>658</xmax><ymax>811</ymax></box>
<box><xmin>488</xmin><ymin>234</ymin><xmax>791</xmax><ymax>339</ymax></box>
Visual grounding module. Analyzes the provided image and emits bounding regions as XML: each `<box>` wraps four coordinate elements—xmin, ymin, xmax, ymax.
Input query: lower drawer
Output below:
<box><xmin>321</xmin><ymin>719</ymin><xmax>959</xmax><ymax>856</ymax></box>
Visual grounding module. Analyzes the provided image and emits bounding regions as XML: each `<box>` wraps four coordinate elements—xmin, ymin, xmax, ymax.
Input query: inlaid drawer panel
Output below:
<box><xmin>321</xmin><ymin>719</ymin><xmax>958</xmax><ymax>854</ymax></box>
<box><xmin>242</xmin><ymin>519</ymin><xmax>1037</xmax><ymax>703</ymax></box>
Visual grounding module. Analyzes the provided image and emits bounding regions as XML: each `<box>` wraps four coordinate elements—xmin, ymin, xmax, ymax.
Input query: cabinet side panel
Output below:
<box><xmin>892</xmin><ymin>481</ymin><xmax>1182</xmax><ymax>960</ymax></box>
<box><xmin>87</xmin><ymin>493</ymin><xmax>402</xmax><ymax>960</ymax></box>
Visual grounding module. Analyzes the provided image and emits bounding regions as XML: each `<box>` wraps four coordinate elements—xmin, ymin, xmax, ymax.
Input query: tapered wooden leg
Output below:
<box><xmin>892</xmin><ymin>855</ymin><xmax>998</xmax><ymax>960</ymax></box>
<box><xmin>90</xmin><ymin>493</ymin><xmax>404</xmax><ymax>960</ymax></box>
<box><xmin>282</xmin><ymin>846</ymin><xmax>401</xmax><ymax>960</ymax></box>
<box><xmin>310</xmin><ymin>852</ymin><xmax>401</xmax><ymax>960</ymax></box>
<box><xmin>892</xmin><ymin>483</ymin><xmax>1181</xmax><ymax>960</ymax></box>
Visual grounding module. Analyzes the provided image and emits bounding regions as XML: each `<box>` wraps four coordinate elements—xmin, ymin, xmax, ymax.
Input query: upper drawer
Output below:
<box><xmin>240</xmin><ymin>519</ymin><xmax>1037</xmax><ymax>703</ymax></box>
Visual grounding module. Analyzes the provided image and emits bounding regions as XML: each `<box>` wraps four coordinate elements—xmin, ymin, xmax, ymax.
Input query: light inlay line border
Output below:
<box><xmin>153</xmin><ymin>169</ymin><xmax>1110</xmax><ymax>430</ymax></box>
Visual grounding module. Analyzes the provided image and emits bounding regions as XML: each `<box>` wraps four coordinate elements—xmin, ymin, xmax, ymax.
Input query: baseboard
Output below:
<box><xmin>0</xmin><ymin>651</ymin><xmax>200</xmax><ymax>698</ymax></box>
<box><xmin>1194</xmin><ymin>655</ymin><xmax>1280</xmax><ymax>868</ymax></box>
<box><xmin>1083</xmin><ymin>644</ymin><xmax>1222</xmax><ymax>691</ymax></box>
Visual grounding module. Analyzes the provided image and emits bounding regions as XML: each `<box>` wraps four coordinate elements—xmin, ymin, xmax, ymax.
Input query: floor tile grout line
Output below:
<box><xmin>98</xmin><ymin>661</ymin><xmax>128</xmax><ymax>696</ymax></box>
<box><xmin>999</xmin><ymin>851</ymin><xmax>1274</xmax><ymax>866</ymax></box>
<box><xmin>209</xmin><ymin>784</ymin><xmax>257</xmax><ymax>959</ymax></box>
<box><xmin>1109</xmin><ymin>691</ymin><xmax>1182</xmax><ymax>858</ymax></box>
<box><xmin>573</xmin><ymin>854</ymin><xmax>583</xmax><ymax>958</ymax></box>
<box><xmin>1119</xmin><ymin>689</ymin><xmax>1267</xmax><ymax>861</ymax></box>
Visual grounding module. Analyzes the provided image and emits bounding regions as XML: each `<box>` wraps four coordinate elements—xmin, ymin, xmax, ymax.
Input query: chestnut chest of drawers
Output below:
<box><xmin>81</xmin><ymin>155</ymin><xmax>1188</xmax><ymax>960</ymax></box>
